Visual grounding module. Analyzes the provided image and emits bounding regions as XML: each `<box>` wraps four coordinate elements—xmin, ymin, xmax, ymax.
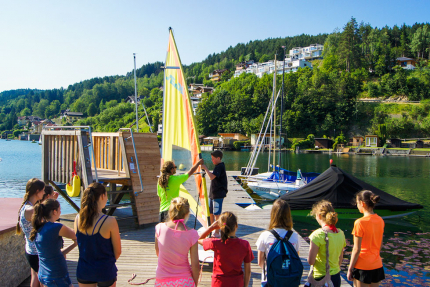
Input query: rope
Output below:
<box><xmin>127</xmin><ymin>256</ymin><xmax>214</xmax><ymax>285</ymax></box>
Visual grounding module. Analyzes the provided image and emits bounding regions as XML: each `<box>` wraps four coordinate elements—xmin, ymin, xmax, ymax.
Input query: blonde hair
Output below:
<box><xmin>218</xmin><ymin>212</ymin><xmax>237</xmax><ymax>243</ymax></box>
<box><xmin>310</xmin><ymin>200</ymin><xmax>338</xmax><ymax>225</ymax></box>
<box><xmin>168</xmin><ymin>197</ymin><xmax>190</xmax><ymax>221</ymax></box>
<box><xmin>268</xmin><ymin>199</ymin><xmax>293</xmax><ymax>230</ymax></box>
<box><xmin>158</xmin><ymin>161</ymin><xmax>176</xmax><ymax>199</ymax></box>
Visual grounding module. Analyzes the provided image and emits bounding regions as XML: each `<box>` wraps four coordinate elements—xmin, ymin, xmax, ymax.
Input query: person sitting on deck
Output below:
<box><xmin>348</xmin><ymin>190</ymin><xmax>385</xmax><ymax>287</ymax></box>
<box><xmin>154</xmin><ymin>197</ymin><xmax>200</xmax><ymax>287</ymax></box>
<box><xmin>16</xmin><ymin>178</ymin><xmax>46</xmax><ymax>287</ymax></box>
<box><xmin>31</xmin><ymin>199</ymin><xmax>77</xmax><ymax>287</ymax></box>
<box><xmin>157</xmin><ymin>159</ymin><xmax>203</xmax><ymax>222</ymax></box>
<box><xmin>198</xmin><ymin>211</ymin><xmax>254</xmax><ymax>287</ymax></box>
<box><xmin>307</xmin><ymin>200</ymin><xmax>346</xmax><ymax>287</ymax></box>
<box><xmin>256</xmin><ymin>198</ymin><xmax>301</xmax><ymax>286</ymax></box>
<box><xmin>74</xmin><ymin>183</ymin><xmax>121</xmax><ymax>287</ymax></box>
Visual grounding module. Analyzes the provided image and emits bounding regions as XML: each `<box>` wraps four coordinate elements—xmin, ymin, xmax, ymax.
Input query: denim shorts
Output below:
<box><xmin>39</xmin><ymin>274</ymin><xmax>72</xmax><ymax>287</ymax></box>
<box><xmin>209</xmin><ymin>198</ymin><xmax>224</xmax><ymax>215</ymax></box>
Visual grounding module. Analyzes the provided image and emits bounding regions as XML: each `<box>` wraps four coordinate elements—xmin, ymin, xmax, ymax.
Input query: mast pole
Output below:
<box><xmin>279</xmin><ymin>46</ymin><xmax>286</xmax><ymax>170</ymax></box>
<box><xmin>133</xmin><ymin>53</ymin><xmax>139</xmax><ymax>133</ymax></box>
<box><xmin>273</xmin><ymin>54</ymin><xmax>277</xmax><ymax>171</ymax></box>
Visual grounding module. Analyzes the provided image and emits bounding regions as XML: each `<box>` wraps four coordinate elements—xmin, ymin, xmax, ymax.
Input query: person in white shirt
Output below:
<box><xmin>256</xmin><ymin>198</ymin><xmax>301</xmax><ymax>285</ymax></box>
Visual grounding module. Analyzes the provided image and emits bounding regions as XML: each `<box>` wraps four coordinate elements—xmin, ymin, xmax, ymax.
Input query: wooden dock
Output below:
<box><xmin>20</xmin><ymin>171</ymin><xmax>351</xmax><ymax>287</ymax></box>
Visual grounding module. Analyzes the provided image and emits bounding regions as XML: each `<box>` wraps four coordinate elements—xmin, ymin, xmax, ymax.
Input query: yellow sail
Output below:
<box><xmin>162</xmin><ymin>28</ymin><xmax>210</xmax><ymax>228</ymax></box>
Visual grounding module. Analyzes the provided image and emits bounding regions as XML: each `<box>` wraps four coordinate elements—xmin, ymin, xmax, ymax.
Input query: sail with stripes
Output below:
<box><xmin>161</xmin><ymin>28</ymin><xmax>210</xmax><ymax>228</ymax></box>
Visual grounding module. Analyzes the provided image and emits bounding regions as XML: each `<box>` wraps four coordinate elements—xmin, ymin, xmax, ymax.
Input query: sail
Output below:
<box><xmin>161</xmin><ymin>28</ymin><xmax>210</xmax><ymax>228</ymax></box>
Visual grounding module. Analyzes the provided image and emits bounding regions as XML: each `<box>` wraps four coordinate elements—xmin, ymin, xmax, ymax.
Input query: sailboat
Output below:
<box><xmin>161</xmin><ymin>28</ymin><xmax>210</xmax><ymax>228</ymax></box>
<box><xmin>242</xmin><ymin>55</ymin><xmax>318</xmax><ymax>200</ymax></box>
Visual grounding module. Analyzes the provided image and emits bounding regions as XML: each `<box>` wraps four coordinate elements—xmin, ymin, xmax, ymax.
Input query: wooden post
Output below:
<box><xmin>77</xmin><ymin>131</ymin><xmax>94</xmax><ymax>189</ymax></box>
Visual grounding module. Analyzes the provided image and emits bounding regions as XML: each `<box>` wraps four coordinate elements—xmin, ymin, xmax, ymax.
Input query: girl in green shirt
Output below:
<box><xmin>157</xmin><ymin>159</ymin><xmax>203</xmax><ymax>222</ymax></box>
<box><xmin>307</xmin><ymin>200</ymin><xmax>346</xmax><ymax>287</ymax></box>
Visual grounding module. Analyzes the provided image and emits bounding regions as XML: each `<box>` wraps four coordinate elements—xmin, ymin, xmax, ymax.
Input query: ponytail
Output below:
<box><xmin>168</xmin><ymin>197</ymin><xmax>190</xmax><ymax>221</ymax></box>
<box><xmin>218</xmin><ymin>212</ymin><xmax>237</xmax><ymax>243</ymax></box>
<box><xmin>79</xmin><ymin>183</ymin><xmax>106</xmax><ymax>233</ymax></box>
<box><xmin>30</xmin><ymin>199</ymin><xmax>60</xmax><ymax>241</ymax></box>
<box><xmin>16</xmin><ymin>178</ymin><xmax>45</xmax><ymax>234</ymax></box>
<box><xmin>356</xmin><ymin>190</ymin><xmax>380</xmax><ymax>209</ymax></box>
<box><xmin>310</xmin><ymin>200</ymin><xmax>338</xmax><ymax>226</ymax></box>
<box><xmin>158</xmin><ymin>161</ymin><xmax>175</xmax><ymax>199</ymax></box>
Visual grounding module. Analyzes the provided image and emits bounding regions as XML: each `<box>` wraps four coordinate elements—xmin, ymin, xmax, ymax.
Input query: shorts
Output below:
<box><xmin>352</xmin><ymin>267</ymin><xmax>385</xmax><ymax>284</ymax></box>
<box><xmin>314</xmin><ymin>272</ymin><xmax>341</xmax><ymax>287</ymax></box>
<box><xmin>209</xmin><ymin>198</ymin><xmax>224</xmax><ymax>215</ymax></box>
<box><xmin>77</xmin><ymin>277</ymin><xmax>117</xmax><ymax>287</ymax></box>
<box><xmin>25</xmin><ymin>252</ymin><xmax>39</xmax><ymax>272</ymax></box>
<box><xmin>154</xmin><ymin>277</ymin><xmax>195</xmax><ymax>287</ymax></box>
<box><xmin>39</xmin><ymin>274</ymin><xmax>72</xmax><ymax>287</ymax></box>
<box><xmin>159</xmin><ymin>210</ymin><xmax>169</xmax><ymax>222</ymax></box>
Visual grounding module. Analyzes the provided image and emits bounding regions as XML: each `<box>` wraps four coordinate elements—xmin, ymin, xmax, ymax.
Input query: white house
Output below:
<box><xmin>289</xmin><ymin>44</ymin><xmax>324</xmax><ymax>61</ymax></box>
<box><xmin>250</xmin><ymin>133</ymin><xmax>284</xmax><ymax>147</ymax></box>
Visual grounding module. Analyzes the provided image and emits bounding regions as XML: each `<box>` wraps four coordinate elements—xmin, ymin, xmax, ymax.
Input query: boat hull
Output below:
<box><xmin>247</xmin><ymin>181</ymin><xmax>302</xmax><ymax>200</ymax></box>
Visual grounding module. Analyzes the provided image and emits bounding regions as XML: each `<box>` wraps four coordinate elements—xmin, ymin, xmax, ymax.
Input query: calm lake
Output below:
<box><xmin>1</xmin><ymin>140</ymin><xmax>429</xmax><ymax>285</ymax></box>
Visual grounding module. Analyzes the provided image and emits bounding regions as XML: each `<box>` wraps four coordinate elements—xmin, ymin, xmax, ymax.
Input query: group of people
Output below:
<box><xmin>17</xmin><ymin>179</ymin><xmax>121</xmax><ymax>287</ymax></box>
<box><xmin>17</xmin><ymin>149</ymin><xmax>385</xmax><ymax>287</ymax></box>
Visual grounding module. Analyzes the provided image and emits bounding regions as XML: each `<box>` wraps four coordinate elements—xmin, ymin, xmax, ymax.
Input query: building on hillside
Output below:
<box><xmin>126</xmin><ymin>95</ymin><xmax>146</xmax><ymax>104</ymax></box>
<box><xmin>63</xmin><ymin>111</ymin><xmax>84</xmax><ymax>123</ymax></box>
<box><xmin>314</xmin><ymin>138</ymin><xmax>333</xmax><ymax>149</ymax></box>
<box><xmin>203</xmin><ymin>136</ymin><xmax>220</xmax><ymax>147</ymax></box>
<box><xmin>396</xmin><ymin>57</ymin><xmax>416</xmax><ymax>70</ymax></box>
<box><xmin>416</xmin><ymin>140</ymin><xmax>424</xmax><ymax>148</ymax></box>
<box><xmin>235</xmin><ymin>58</ymin><xmax>312</xmax><ymax>78</ymax></box>
<box><xmin>17</xmin><ymin>116</ymin><xmax>29</xmax><ymax>126</ymax></box>
<box><xmin>289</xmin><ymin>44</ymin><xmax>324</xmax><ymax>61</ymax></box>
<box><xmin>1</xmin><ymin>131</ymin><xmax>13</xmax><ymax>139</ymax></box>
<box><xmin>209</xmin><ymin>69</ymin><xmax>230</xmax><ymax>82</ymax></box>
<box><xmin>365</xmin><ymin>135</ymin><xmax>379</xmax><ymax>147</ymax></box>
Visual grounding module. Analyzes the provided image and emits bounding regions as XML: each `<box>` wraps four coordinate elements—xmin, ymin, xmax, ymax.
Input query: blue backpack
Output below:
<box><xmin>264</xmin><ymin>229</ymin><xmax>303</xmax><ymax>287</ymax></box>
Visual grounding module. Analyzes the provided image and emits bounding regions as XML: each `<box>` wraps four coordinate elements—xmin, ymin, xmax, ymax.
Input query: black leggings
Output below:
<box><xmin>25</xmin><ymin>252</ymin><xmax>39</xmax><ymax>272</ymax></box>
<box><xmin>77</xmin><ymin>277</ymin><xmax>117</xmax><ymax>287</ymax></box>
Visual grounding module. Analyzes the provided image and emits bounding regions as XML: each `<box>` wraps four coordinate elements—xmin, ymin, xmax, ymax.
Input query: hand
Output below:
<box><xmin>210</xmin><ymin>221</ymin><xmax>220</xmax><ymax>230</ymax></box>
<box><xmin>347</xmin><ymin>269</ymin><xmax>353</xmax><ymax>281</ymax></box>
<box><xmin>198</xmin><ymin>158</ymin><xmax>204</xmax><ymax>165</ymax></box>
<box><xmin>53</xmin><ymin>191</ymin><xmax>59</xmax><ymax>199</ymax></box>
<box><xmin>201</xmin><ymin>164</ymin><xmax>208</xmax><ymax>171</ymax></box>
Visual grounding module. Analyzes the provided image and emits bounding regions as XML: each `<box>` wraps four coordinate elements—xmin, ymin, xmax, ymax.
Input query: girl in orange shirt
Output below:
<box><xmin>348</xmin><ymin>190</ymin><xmax>385</xmax><ymax>287</ymax></box>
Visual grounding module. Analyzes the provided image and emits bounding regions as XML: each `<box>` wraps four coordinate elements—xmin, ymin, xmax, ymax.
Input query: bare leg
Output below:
<box><xmin>354</xmin><ymin>279</ymin><xmax>370</xmax><ymax>287</ymax></box>
<box><xmin>79</xmin><ymin>284</ymin><xmax>97</xmax><ymax>287</ymax></box>
<box><xmin>30</xmin><ymin>268</ymin><xmax>41</xmax><ymax>287</ymax></box>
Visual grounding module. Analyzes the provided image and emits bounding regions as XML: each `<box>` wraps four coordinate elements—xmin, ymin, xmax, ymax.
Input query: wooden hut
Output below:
<box><xmin>365</xmin><ymin>135</ymin><xmax>379</xmax><ymax>147</ymax></box>
<box><xmin>388</xmin><ymin>138</ymin><xmax>402</xmax><ymax>148</ymax></box>
<box><xmin>352</xmin><ymin>136</ymin><xmax>364</xmax><ymax>147</ymax></box>
<box><xmin>314</xmin><ymin>138</ymin><xmax>333</xmax><ymax>149</ymax></box>
<box><xmin>416</xmin><ymin>140</ymin><xmax>424</xmax><ymax>148</ymax></box>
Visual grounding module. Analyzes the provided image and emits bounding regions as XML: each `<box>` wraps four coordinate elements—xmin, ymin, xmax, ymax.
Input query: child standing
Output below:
<box><xmin>201</xmin><ymin>150</ymin><xmax>227</xmax><ymax>237</ymax></box>
<box><xmin>16</xmin><ymin>178</ymin><xmax>46</xmax><ymax>287</ymax></box>
<box><xmin>308</xmin><ymin>200</ymin><xmax>346</xmax><ymax>287</ymax></box>
<box><xmin>42</xmin><ymin>185</ymin><xmax>59</xmax><ymax>201</ymax></box>
<box><xmin>256</xmin><ymin>198</ymin><xmax>301</xmax><ymax>285</ymax></box>
<box><xmin>348</xmin><ymin>190</ymin><xmax>385</xmax><ymax>286</ymax></box>
<box><xmin>30</xmin><ymin>199</ymin><xmax>77</xmax><ymax>286</ymax></box>
<box><xmin>157</xmin><ymin>159</ymin><xmax>203</xmax><ymax>222</ymax></box>
<box><xmin>74</xmin><ymin>183</ymin><xmax>121</xmax><ymax>286</ymax></box>
<box><xmin>199</xmin><ymin>211</ymin><xmax>254</xmax><ymax>287</ymax></box>
<box><xmin>155</xmin><ymin>197</ymin><xmax>200</xmax><ymax>286</ymax></box>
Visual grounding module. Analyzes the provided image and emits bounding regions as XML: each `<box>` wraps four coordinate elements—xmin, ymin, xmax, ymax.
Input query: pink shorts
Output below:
<box><xmin>154</xmin><ymin>277</ymin><xmax>195</xmax><ymax>287</ymax></box>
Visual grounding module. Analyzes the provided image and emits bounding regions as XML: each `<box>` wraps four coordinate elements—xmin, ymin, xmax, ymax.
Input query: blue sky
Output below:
<box><xmin>1</xmin><ymin>0</ymin><xmax>429</xmax><ymax>92</ymax></box>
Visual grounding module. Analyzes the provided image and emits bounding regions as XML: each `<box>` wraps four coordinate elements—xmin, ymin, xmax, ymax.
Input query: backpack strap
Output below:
<box><xmin>264</xmin><ymin>229</ymin><xmax>292</xmax><ymax>282</ymax></box>
<box><xmin>285</xmin><ymin>230</ymin><xmax>294</xmax><ymax>241</ymax></box>
<box><xmin>268</xmin><ymin>229</ymin><xmax>282</xmax><ymax>241</ymax></box>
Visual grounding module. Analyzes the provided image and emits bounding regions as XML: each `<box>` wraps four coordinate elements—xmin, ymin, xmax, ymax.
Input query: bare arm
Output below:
<box><xmin>347</xmin><ymin>235</ymin><xmax>362</xmax><ymax>281</ymax></box>
<box><xmin>243</xmin><ymin>262</ymin><xmax>251</xmax><ymax>287</ymax></box>
<box><xmin>24</xmin><ymin>207</ymin><xmax>34</xmax><ymax>222</ymax></box>
<box><xmin>201</xmin><ymin>164</ymin><xmax>216</xmax><ymax>180</ymax></box>
<box><xmin>187</xmin><ymin>159</ymin><xmax>204</xmax><ymax>177</ymax></box>
<box><xmin>190</xmin><ymin>243</ymin><xmax>200</xmax><ymax>286</ymax></box>
<box><xmin>198</xmin><ymin>221</ymin><xmax>219</xmax><ymax>245</ymax></box>
<box><xmin>109</xmin><ymin>218</ymin><xmax>121</xmax><ymax>260</ymax></box>
<box><xmin>59</xmin><ymin>225</ymin><xmax>77</xmax><ymax>256</ymax></box>
<box><xmin>257</xmin><ymin>250</ymin><xmax>265</xmax><ymax>269</ymax></box>
<box><xmin>307</xmin><ymin>241</ymin><xmax>319</xmax><ymax>266</ymax></box>
<box><xmin>339</xmin><ymin>248</ymin><xmax>344</xmax><ymax>268</ymax></box>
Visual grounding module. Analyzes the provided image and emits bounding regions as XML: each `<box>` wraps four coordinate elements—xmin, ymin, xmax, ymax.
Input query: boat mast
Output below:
<box><xmin>272</xmin><ymin>54</ymin><xmax>277</xmax><ymax>171</ymax></box>
<box><xmin>133</xmin><ymin>53</ymin><xmax>139</xmax><ymax>132</ymax></box>
<box><xmin>278</xmin><ymin>46</ymin><xmax>286</xmax><ymax>169</ymax></box>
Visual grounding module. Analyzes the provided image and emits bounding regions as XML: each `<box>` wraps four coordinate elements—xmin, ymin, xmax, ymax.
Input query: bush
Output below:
<box><xmin>233</xmin><ymin>140</ymin><xmax>250</xmax><ymax>150</ymax></box>
<box><xmin>291</xmin><ymin>134</ymin><xmax>315</xmax><ymax>152</ymax></box>
<box><xmin>332</xmin><ymin>131</ymin><xmax>347</xmax><ymax>150</ymax></box>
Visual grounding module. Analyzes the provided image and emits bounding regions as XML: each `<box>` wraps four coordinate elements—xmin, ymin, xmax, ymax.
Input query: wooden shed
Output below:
<box><xmin>388</xmin><ymin>138</ymin><xmax>402</xmax><ymax>148</ymax></box>
<box><xmin>416</xmin><ymin>140</ymin><xmax>424</xmax><ymax>148</ymax></box>
<box><xmin>314</xmin><ymin>138</ymin><xmax>333</xmax><ymax>149</ymax></box>
<box><xmin>352</xmin><ymin>136</ymin><xmax>364</xmax><ymax>147</ymax></box>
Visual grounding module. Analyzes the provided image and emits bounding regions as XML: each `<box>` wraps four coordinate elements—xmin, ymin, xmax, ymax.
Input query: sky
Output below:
<box><xmin>1</xmin><ymin>0</ymin><xmax>429</xmax><ymax>93</ymax></box>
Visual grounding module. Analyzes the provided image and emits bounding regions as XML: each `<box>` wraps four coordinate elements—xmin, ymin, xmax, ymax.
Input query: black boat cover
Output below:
<box><xmin>280</xmin><ymin>166</ymin><xmax>423</xmax><ymax>211</ymax></box>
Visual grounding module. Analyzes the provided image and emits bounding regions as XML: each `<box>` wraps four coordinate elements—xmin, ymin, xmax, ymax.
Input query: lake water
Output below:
<box><xmin>1</xmin><ymin>142</ymin><xmax>429</xmax><ymax>285</ymax></box>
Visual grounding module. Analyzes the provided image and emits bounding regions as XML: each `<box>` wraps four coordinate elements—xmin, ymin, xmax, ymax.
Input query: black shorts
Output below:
<box><xmin>25</xmin><ymin>252</ymin><xmax>39</xmax><ymax>272</ymax></box>
<box><xmin>77</xmin><ymin>277</ymin><xmax>117</xmax><ymax>287</ymax></box>
<box><xmin>159</xmin><ymin>210</ymin><xmax>169</xmax><ymax>222</ymax></box>
<box><xmin>352</xmin><ymin>267</ymin><xmax>385</xmax><ymax>284</ymax></box>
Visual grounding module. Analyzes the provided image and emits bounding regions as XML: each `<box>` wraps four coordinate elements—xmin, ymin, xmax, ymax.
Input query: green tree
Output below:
<box><xmin>87</xmin><ymin>103</ymin><xmax>97</xmax><ymax>117</ymax></box>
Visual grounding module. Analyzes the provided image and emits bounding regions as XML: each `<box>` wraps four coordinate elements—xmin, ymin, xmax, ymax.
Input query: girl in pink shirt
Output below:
<box><xmin>155</xmin><ymin>197</ymin><xmax>200</xmax><ymax>286</ymax></box>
